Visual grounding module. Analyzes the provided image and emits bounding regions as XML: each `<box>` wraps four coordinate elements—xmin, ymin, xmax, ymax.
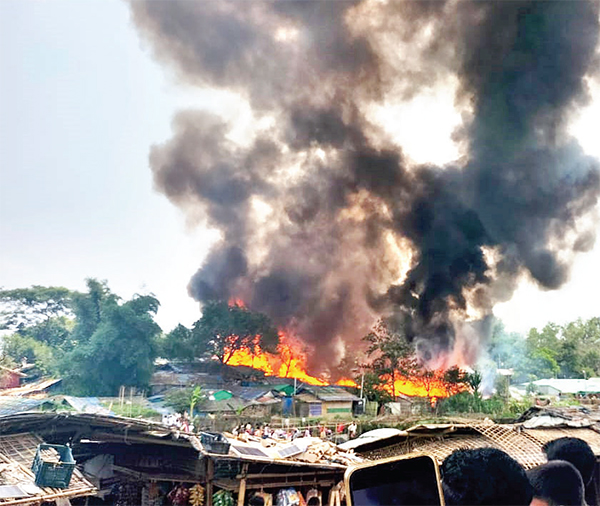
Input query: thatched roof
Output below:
<box><xmin>359</xmin><ymin>420</ymin><xmax>600</xmax><ymax>469</ymax></box>
<box><xmin>0</xmin><ymin>432</ymin><xmax>95</xmax><ymax>505</ymax></box>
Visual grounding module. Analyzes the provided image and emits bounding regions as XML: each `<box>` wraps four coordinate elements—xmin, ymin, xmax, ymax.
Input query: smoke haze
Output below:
<box><xmin>130</xmin><ymin>0</ymin><xmax>600</xmax><ymax>373</ymax></box>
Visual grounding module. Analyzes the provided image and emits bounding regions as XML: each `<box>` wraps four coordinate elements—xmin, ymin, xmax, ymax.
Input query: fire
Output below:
<box><xmin>226</xmin><ymin>334</ymin><xmax>462</xmax><ymax>398</ymax></box>
<box><xmin>226</xmin><ymin>332</ymin><xmax>330</xmax><ymax>386</ymax></box>
<box><xmin>336</xmin><ymin>378</ymin><xmax>359</xmax><ymax>387</ymax></box>
<box><xmin>223</xmin><ymin>300</ymin><xmax>461</xmax><ymax>399</ymax></box>
<box><xmin>380</xmin><ymin>370</ymin><xmax>464</xmax><ymax>399</ymax></box>
<box><xmin>228</xmin><ymin>298</ymin><xmax>246</xmax><ymax>308</ymax></box>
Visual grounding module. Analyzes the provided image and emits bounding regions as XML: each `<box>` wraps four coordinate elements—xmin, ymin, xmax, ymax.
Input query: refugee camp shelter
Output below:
<box><xmin>0</xmin><ymin>412</ymin><xmax>357</xmax><ymax>506</ymax></box>
<box><xmin>0</xmin><ymin>429</ymin><xmax>96</xmax><ymax>504</ymax></box>
<box><xmin>294</xmin><ymin>386</ymin><xmax>359</xmax><ymax>418</ymax></box>
<box><xmin>529</xmin><ymin>378</ymin><xmax>600</xmax><ymax>397</ymax></box>
<box><xmin>346</xmin><ymin>406</ymin><xmax>600</xmax><ymax>503</ymax></box>
<box><xmin>0</xmin><ymin>367</ymin><xmax>26</xmax><ymax>390</ymax></box>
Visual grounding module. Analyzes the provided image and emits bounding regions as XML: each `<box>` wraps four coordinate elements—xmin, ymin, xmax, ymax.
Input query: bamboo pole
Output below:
<box><xmin>206</xmin><ymin>458</ymin><xmax>214</xmax><ymax>506</ymax></box>
<box><xmin>237</xmin><ymin>463</ymin><xmax>249</xmax><ymax>506</ymax></box>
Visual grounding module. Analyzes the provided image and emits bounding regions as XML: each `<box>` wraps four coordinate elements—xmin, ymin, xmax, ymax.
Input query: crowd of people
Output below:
<box><xmin>162</xmin><ymin>412</ymin><xmax>194</xmax><ymax>433</ymax></box>
<box><xmin>231</xmin><ymin>421</ymin><xmax>358</xmax><ymax>441</ymax></box>
<box><xmin>441</xmin><ymin>437</ymin><xmax>597</xmax><ymax>506</ymax></box>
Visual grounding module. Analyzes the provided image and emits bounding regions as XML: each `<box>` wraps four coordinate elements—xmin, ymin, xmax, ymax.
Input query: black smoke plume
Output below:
<box><xmin>131</xmin><ymin>0</ymin><xmax>600</xmax><ymax>373</ymax></box>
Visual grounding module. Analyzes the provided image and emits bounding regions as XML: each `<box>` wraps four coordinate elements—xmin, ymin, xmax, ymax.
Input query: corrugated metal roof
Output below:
<box><xmin>531</xmin><ymin>378</ymin><xmax>600</xmax><ymax>394</ymax></box>
<box><xmin>305</xmin><ymin>386</ymin><xmax>359</xmax><ymax>402</ymax></box>
<box><xmin>62</xmin><ymin>396</ymin><xmax>113</xmax><ymax>415</ymax></box>
<box><xmin>0</xmin><ymin>378</ymin><xmax>62</xmax><ymax>397</ymax></box>
<box><xmin>226</xmin><ymin>385</ymin><xmax>274</xmax><ymax>400</ymax></box>
<box><xmin>0</xmin><ymin>397</ymin><xmax>49</xmax><ymax>417</ymax></box>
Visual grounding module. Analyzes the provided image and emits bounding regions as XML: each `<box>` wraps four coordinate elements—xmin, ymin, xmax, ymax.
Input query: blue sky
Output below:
<box><xmin>1</xmin><ymin>0</ymin><xmax>599</xmax><ymax>334</ymax></box>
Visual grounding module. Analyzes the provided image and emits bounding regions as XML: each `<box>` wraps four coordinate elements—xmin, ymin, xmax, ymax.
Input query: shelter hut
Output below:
<box><xmin>0</xmin><ymin>367</ymin><xmax>26</xmax><ymax>390</ymax></box>
<box><xmin>0</xmin><ymin>412</ymin><xmax>358</xmax><ymax>506</ymax></box>
<box><xmin>347</xmin><ymin>407</ymin><xmax>600</xmax><ymax>504</ymax></box>
<box><xmin>294</xmin><ymin>386</ymin><xmax>359</xmax><ymax>418</ymax></box>
<box><xmin>0</xmin><ymin>430</ymin><xmax>96</xmax><ymax>505</ymax></box>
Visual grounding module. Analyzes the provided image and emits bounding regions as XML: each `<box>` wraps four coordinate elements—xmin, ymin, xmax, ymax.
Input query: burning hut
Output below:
<box><xmin>130</xmin><ymin>0</ymin><xmax>600</xmax><ymax>387</ymax></box>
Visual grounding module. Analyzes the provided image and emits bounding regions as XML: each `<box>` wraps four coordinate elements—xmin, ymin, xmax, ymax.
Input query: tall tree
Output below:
<box><xmin>60</xmin><ymin>293</ymin><xmax>161</xmax><ymax>395</ymax></box>
<box><xmin>160</xmin><ymin>324</ymin><xmax>195</xmax><ymax>360</ymax></box>
<box><xmin>0</xmin><ymin>286</ymin><xmax>76</xmax><ymax>371</ymax></box>
<box><xmin>70</xmin><ymin>279</ymin><xmax>118</xmax><ymax>346</ymax></box>
<box><xmin>191</xmin><ymin>301</ymin><xmax>279</xmax><ymax>364</ymax></box>
<box><xmin>360</xmin><ymin>371</ymin><xmax>393</xmax><ymax>412</ymax></box>
<box><xmin>363</xmin><ymin>319</ymin><xmax>417</xmax><ymax>398</ymax></box>
<box><xmin>560</xmin><ymin>318</ymin><xmax>600</xmax><ymax>378</ymax></box>
<box><xmin>0</xmin><ymin>286</ymin><xmax>75</xmax><ymax>329</ymax></box>
<box><xmin>524</xmin><ymin>323</ymin><xmax>560</xmax><ymax>380</ymax></box>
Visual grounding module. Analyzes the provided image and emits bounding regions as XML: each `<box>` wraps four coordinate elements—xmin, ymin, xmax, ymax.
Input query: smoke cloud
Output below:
<box><xmin>131</xmin><ymin>0</ymin><xmax>600</xmax><ymax>373</ymax></box>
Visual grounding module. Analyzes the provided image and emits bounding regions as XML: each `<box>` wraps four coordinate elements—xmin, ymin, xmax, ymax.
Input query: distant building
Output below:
<box><xmin>0</xmin><ymin>365</ymin><xmax>27</xmax><ymax>389</ymax></box>
<box><xmin>529</xmin><ymin>378</ymin><xmax>600</xmax><ymax>397</ymax></box>
<box><xmin>293</xmin><ymin>386</ymin><xmax>359</xmax><ymax>417</ymax></box>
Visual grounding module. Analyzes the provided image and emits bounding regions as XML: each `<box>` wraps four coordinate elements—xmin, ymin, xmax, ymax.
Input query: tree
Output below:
<box><xmin>60</xmin><ymin>293</ymin><xmax>161</xmax><ymax>395</ymax></box>
<box><xmin>191</xmin><ymin>301</ymin><xmax>279</xmax><ymax>364</ymax></box>
<box><xmin>359</xmin><ymin>371</ymin><xmax>393</xmax><ymax>412</ymax></box>
<box><xmin>189</xmin><ymin>385</ymin><xmax>205</xmax><ymax>416</ymax></box>
<box><xmin>160</xmin><ymin>324</ymin><xmax>195</xmax><ymax>360</ymax></box>
<box><xmin>0</xmin><ymin>286</ymin><xmax>75</xmax><ymax>330</ymax></box>
<box><xmin>559</xmin><ymin>318</ymin><xmax>600</xmax><ymax>378</ymax></box>
<box><xmin>164</xmin><ymin>386</ymin><xmax>205</xmax><ymax>414</ymax></box>
<box><xmin>16</xmin><ymin>316</ymin><xmax>74</xmax><ymax>349</ymax></box>
<box><xmin>363</xmin><ymin>319</ymin><xmax>417</xmax><ymax>398</ymax></box>
<box><xmin>443</xmin><ymin>366</ymin><xmax>474</xmax><ymax>396</ymax></box>
<box><xmin>69</xmin><ymin>279</ymin><xmax>118</xmax><ymax>347</ymax></box>
<box><xmin>524</xmin><ymin>324</ymin><xmax>560</xmax><ymax>380</ymax></box>
<box><xmin>466</xmin><ymin>370</ymin><xmax>482</xmax><ymax>398</ymax></box>
<box><xmin>1</xmin><ymin>334</ymin><xmax>57</xmax><ymax>375</ymax></box>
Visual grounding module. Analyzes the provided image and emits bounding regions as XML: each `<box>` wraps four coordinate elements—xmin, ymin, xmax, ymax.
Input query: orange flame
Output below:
<box><xmin>379</xmin><ymin>370</ymin><xmax>464</xmax><ymax>399</ymax></box>
<box><xmin>336</xmin><ymin>378</ymin><xmax>359</xmax><ymax>387</ymax></box>
<box><xmin>223</xmin><ymin>300</ymin><xmax>463</xmax><ymax>398</ymax></box>
<box><xmin>226</xmin><ymin>332</ymin><xmax>330</xmax><ymax>386</ymax></box>
<box><xmin>228</xmin><ymin>298</ymin><xmax>246</xmax><ymax>308</ymax></box>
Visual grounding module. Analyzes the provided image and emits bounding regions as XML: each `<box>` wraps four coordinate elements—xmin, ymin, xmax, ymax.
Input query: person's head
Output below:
<box><xmin>307</xmin><ymin>497</ymin><xmax>320</xmax><ymax>506</ymax></box>
<box><xmin>527</xmin><ymin>460</ymin><xmax>585</xmax><ymax>506</ymax></box>
<box><xmin>441</xmin><ymin>447</ymin><xmax>533</xmax><ymax>506</ymax></box>
<box><xmin>248</xmin><ymin>494</ymin><xmax>265</xmax><ymax>506</ymax></box>
<box><xmin>542</xmin><ymin>437</ymin><xmax>596</xmax><ymax>486</ymax></box>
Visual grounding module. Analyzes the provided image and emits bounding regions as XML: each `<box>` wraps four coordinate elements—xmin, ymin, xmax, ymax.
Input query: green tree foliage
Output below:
<box><xmin>191</xmin><ymin>301</ymin><xmax>279</xmax><ymax>364</ymax></box>
<box><xmin>1</xmin><ymin>334</ymin><xmax>57</xmax><ymax>375</ymax></box>
<box><xmin>60</xmin><ymin>293</ymin><xmax>161</xmax><ymax>395</ymax></box>
<box><xmin>487</xmin><ymin>316</ymin><xmax>600</xmax><ymax>383</ymax></box>
<box><xmin>160</xmin><ymin>324</ymin><xmax>195</xmax><ymax>360</ymax></box>
<box><xmin>16</xmin><ymin>317</ymin><xmax>74</xmax><ymax>349</ymax></box>
<box><xmin>0</xmin><ymin>287</ymin><xmax>77</xmax><ymax>371</ymax></box>
<box><xmin>189</xmin><ymin>385</ymin><xmax>205</xmax><ymax>415</ymax></box>
<box><xmin>558</xmin><ymin>318</ymin><xmax>600</xmax><ymax>378</ymax></box>
<box><xmin>164</xmin><ymin>386</ymin><xmax>206</xmax><ymax>414</ymax></box>
<box><xmin>0</xmin><ymin>286</ymin><xmax>75</xmax><ymax>330</ymax></box>
<box><xmin>363</xmin><ymin>319</ymin><xmax>418</xmax><ymax>398</ymax></box>
<box><xmin>359</xmin><ymin>371</ymin><xmax>393</xmax><ymax>410</ymax></box>
<box><xmin>466</xmin><ymin>370</ymin><xmax>482</xmax><ymax>398</ymax></box>
<box><xmin>70</xmin><ymin>279</ymin><xmax>119</xmax><ymax>347</ymax></box>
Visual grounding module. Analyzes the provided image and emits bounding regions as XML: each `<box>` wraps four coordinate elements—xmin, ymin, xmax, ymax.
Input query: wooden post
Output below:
<box><xmin>237</xmin><ymin>463</ymin><xmax>249</xmax><ymax>506</ymax></box>
<box><xmin>206</xmin><ymin>458</ymin><xmax>214</xmax><ymax>506</ymax></box>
